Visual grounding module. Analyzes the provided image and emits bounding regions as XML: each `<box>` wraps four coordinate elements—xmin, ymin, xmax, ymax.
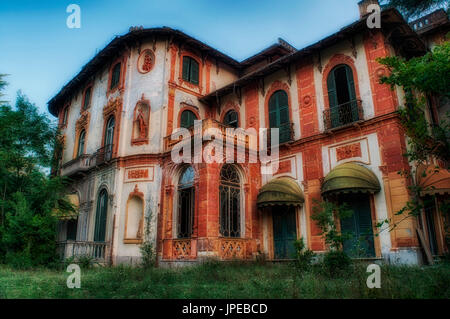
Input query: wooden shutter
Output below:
<box><xmin>327</xmin><ymin>70</ymin><xmax>340</xmax><ymax>127</ymax></box>
<box><xmin>190</xmin><ymin>59</ymin><xmax>199</xmax><ymax>85</ymax></box>
<box><xmin>268</xmin><ymin>93</ymin><xmax>279</xmax><ymax>129</ymax></box>
<box><xmin>182</xmin><ymin>56</ymin><xmax>190</xmax><ymax>81</ymax></box>
<box><xmin>345</xmin><ymin>65</ymin><xmax>359</xmax><ymax>121</ymax></box>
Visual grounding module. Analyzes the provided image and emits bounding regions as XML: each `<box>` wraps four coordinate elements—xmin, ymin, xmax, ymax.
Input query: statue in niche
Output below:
<box><xmin>135</xmin><ymin>105</ymin><xmax>148</xmax><ymax>139</ymax></box>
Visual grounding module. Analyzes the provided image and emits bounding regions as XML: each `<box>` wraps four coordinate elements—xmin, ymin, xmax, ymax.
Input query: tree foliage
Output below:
<box><xmin>381</xmin><ymin>0</ymin><xmax>449</xmax><ymax>19</ymax></box>
<box><xmin>0</xmin><ymin>75</ymin><xmax>74</xmax><ymax>268</ymax></box>
<box><xmin>376</xmin><ymin>39</ymin><xmax>450</xmax><ymax>251</ymax></box>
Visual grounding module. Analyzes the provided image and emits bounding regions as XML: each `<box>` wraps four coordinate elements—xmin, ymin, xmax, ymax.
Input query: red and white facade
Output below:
<box><xmin>50</xmin><ymin>3</ymin><xmax>449</xmax><ymax>266</ymax></box>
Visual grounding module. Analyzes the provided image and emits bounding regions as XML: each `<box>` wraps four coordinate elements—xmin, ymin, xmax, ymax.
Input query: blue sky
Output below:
<box><xmin>0</xmin><ymin>0</ymin><xmax>362</xmax><ymax>118</ymax></box>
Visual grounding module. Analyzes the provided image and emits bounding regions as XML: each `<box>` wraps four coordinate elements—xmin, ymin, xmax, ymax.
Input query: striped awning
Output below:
<box><xmin>416</xmin><ymin>164</ymin><xmax>450</xmax><ymax>195</ymax></box>
<box><xmin>321</xmin><ymin>163</ymin><xmax>381</xmax><ymax>196</ymax></box>
<box><xmin>53</xmin><ymin>193</ymin><xmax>80</xmax><ymax>220</ymax></box>
<box><xmin>257</xmin><ymin>177</ymin><xmax>304</xmax><ymax>208</ymax></box>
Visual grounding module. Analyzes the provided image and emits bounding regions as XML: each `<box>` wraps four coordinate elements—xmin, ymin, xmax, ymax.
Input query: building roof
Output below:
<box><xmin>200</xmin><ymin>8</ymin><xmax>427</xmax><ymax>104</ymax></box>
<box><xmin>48</xmin><ymin>27</ymin><xmax>241</xmax><ymax>116</ymax></box>
<box><xmin>48</xmin><ymin>8</ymin><xmax>427</xmax><ymax>116</ymax></box>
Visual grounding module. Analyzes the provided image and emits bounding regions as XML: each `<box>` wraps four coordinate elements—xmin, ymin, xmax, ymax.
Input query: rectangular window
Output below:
<box><xmin>182</xmin><ymin>56</ymin><xmax>199</xmax><ymax>85</ymax></box>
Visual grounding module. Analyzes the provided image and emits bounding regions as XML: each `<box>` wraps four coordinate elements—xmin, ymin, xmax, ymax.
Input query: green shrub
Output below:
<box><xmin>140</xmin><ymin>241</ymin><xmax>156</xmax><ymax>269</ymax></box>
<box><xmin>293</xmin><ymin>237</ymin><xmax>315</xmax><ymax>271</ymax></box>
<box><xmin>321</xmin><ymin>250</ymin><xmax>352</xmax><ymax>278</ymax></box>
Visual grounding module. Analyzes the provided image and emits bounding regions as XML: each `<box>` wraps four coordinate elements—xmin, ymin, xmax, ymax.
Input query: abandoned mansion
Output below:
<box><xmin>50</xmin><ymin>1</ymin><xmax>450</xmax><ymax>266</ymax></box>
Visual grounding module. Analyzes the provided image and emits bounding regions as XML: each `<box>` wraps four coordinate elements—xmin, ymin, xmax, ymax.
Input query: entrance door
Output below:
<box><xmin>273</xmin><ymin>206</ymin><xmax>297</xmax><ymax>259</ymax></box>
<box><xmin>339</xmin><ymin>194</ymin><xmax>375</xmax><ymax>257</ymax></box>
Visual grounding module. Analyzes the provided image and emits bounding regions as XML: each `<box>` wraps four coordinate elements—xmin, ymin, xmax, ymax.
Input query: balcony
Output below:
<box><xmin>57</xmin><ymin>240</ymin><xmax>109</xmax><ymax>263</ymax></box>
<box><xmin>323</xmin><ymin>99</ymin><xmax>363</xmax><ymax>131</ymax></box>
<box><xmin>60</xmin><ymin>154</ymin><xmax>92</xmax><ymax>177</ymax></box>
<box><xmin>163</xmin><ymin>119</ymin><xmax>251</xmax><ymax>152</ymax></box>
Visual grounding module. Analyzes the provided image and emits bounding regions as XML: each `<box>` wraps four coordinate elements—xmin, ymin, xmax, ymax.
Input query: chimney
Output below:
<box><xmin>358</xmin><ymin>0</ymin><xmax>380</xmax><ymax>18</ymax></box>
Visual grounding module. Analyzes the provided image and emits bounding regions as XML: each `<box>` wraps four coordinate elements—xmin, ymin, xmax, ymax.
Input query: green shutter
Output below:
<box><xmin>268</xmin><ymin>94</ymin><xmax>278</xmax><ymax>129</ymax></box>
<box><xmin>340</xmin><ymin>194</ymin><xmax>375</xmax><ymax>258</ymax></box>
<box><xmin>327</xmin><ymin>71</ymin><xmax>340</xmax><ymax>127</ymax></box>
<box><xmin>181</xmin><ymin>110</ymin><xmax>196</xmax><ymax>129</ymax></box>
<box><xmin>190</xmin><ymin>59</ymin><xmax>199</xmax><ymax>85</ymax></box>
<box><xmin>182</xmin><ymin>57</ymin><xmax>190</xmax><ymax>82</ymax></box>
<box><xmin>345</xmin><ymin>65</ymin><xmax>359</xmax><ymax>122</ymax></box>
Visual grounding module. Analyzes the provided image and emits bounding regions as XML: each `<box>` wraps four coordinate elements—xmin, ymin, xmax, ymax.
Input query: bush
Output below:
<box><xmin>140</xmin><ymin>241</ymin><xmax>156</xmax><ymax>269</ymax></box>
<box><xmin>293</xmin><ymin>237</ymin><xmax>315</xmax><ymax>271</ymax></box>
<box><xmin>321</xmin><ymin>250</ymin><xmax>352</xmax><ymax>278</ymax></box>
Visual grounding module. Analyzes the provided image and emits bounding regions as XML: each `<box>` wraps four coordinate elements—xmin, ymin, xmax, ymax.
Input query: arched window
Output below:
<box><xmin>104</xmin><ymin>116</ymin><xmax>115</xmax><ymax>160</ymax></box>
<box><xmin>77</xmin><ymin>130</ymin><xmax>86</xmax><ymax>157</ymax></box>
<box><xmin>180</xmin><ymin>110</ymin><xmax>197</xmax><ymax>129</ymax></box>
<box><xmin>94</xmin><ymin>189</ymin><xmax>108</xmax><ymax>242</ymax></box>
<box><xmin>182</xmin><ymin>56</ymin><xmax>199</xmax><ymax>85</ymax></box>
<box><xmin>110</xmin><ymin>63</ymin><xmax>121</xmax><ymax>90</ymax></box>
<box><xmin>268</xmin><ymin>90</ymin><xmax>291</xmax><ymax>144</ymax></box>
<box><xmin>223</xmin><ymin>110</ymin><xmax>238</xmax><ymax>128</ymax></box>
<box><xmin>327</xmin><ymin>64</ymin><xmax>358</xmax><ymax>128</ymax></box>
<box><xmin>219</xmin><ymin>165</ymin><xmax>241</xmax><ymax>238</ymax></box>
<box><xmin>177</xmin><ymin>166</ymin><xmax>195</xmax><ymax>238</ymax></box>
<box><xmin>83</xmin><ymin>86</ymin><xmax>92</xmax><ymax>110</ymax></box>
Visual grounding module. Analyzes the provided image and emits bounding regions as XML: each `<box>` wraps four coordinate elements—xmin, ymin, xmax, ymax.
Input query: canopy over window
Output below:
<box><xmin>257</xmin><ymin>177</ymin><xmax>304</xmax><ymax>208</ymax></box>
<box><xmin>416</xmin><ymin>164</ymin><xmax>450</xmax><ymax>195</ymax></box>
<box><xmin>321</xmin><ymin>163</ymin><xmax>381</xmax><ymax>196</ymax></box>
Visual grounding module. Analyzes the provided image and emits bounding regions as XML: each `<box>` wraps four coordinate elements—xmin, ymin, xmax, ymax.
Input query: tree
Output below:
<box><xmin>381</xmin><ymin>0</ymin><xmax>449</xmax><ymax>19</ymax></box>
<box><xmin>376</xmin><ymin>39</ymin><xmax>450</xmax><ymax>253</ymax></box>
<box><xmin>0</xmin><ymin>76</ymin><xmax>75</xmax><ymax>268</ymax></box>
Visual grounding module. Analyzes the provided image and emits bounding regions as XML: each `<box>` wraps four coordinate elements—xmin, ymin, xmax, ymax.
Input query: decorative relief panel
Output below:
<box><xmin>328</xmin><ymin>138</ymin><xmax>370</xmax><ymax>170</ymax></box>
<box><xmin>124</xmin><ymin>166</ymin><xmax>154</xmax><ymax>183</ymax></box>
<box><xmin>336</xmin><ymin>143</ymin><xmax>362</xmax><ymax>162</ymax></box>
<box><xmin>137</xmin><ymin>49</ymin><xmax>155</xmax><ymax>74</ymax></box>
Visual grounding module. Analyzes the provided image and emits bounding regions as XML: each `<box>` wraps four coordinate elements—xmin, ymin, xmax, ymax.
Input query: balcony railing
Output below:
<box><xmin>57</xmin><ymin>240</ymin><xmax>109</xmax><ymax>262</ymax></box>
<box><xmin>323</xmin><ymin>99</ymin><xmax>363</xmax><ymax>130</ymax></box>
<box><xmin>60</xmin><ymin>154</ymin><xmax>91</xmax><ymax>177</ymax></box>
<box><xmin>94</xmin><ymin>144</ymin><xmax>113</xmax><ymax>166</ymax></box>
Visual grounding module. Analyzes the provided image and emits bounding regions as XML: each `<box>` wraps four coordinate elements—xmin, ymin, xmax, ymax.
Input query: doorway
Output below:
<box><xmin>339</xmin><ymin>194</ymin><xmax>375</xmax><ymax>257</ymax></box>
<box><xmin>272</xmin><ymin>206</ymin><xmax>297</xmax><ymax>259</ymax></box>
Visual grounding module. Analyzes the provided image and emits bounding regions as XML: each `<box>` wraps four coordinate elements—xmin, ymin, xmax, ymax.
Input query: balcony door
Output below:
<box><xmin>268</xmin><ymin>90</ymin><xmax>290</xmax><ymax>144</ymax></box>
<box><xmin>327</xmin><ymin>64</ymin><xmax>358</xmax><ymax>127</ymax></box>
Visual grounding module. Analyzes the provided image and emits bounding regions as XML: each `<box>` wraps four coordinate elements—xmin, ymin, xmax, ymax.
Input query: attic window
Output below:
<box><xmin>182</xmin><ymin>56</ymin><xmax>199</xmax><ymax>85</ymax></box>
<box><xmin>110</xmin><ymin>63</ymin><xmax>121</xmax><ymax>90</ymax></box>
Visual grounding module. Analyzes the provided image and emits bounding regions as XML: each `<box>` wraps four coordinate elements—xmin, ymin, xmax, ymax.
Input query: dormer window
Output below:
<box><xmin>182</xmin><ymin>56</ymin><xmax>199</xmax><ymax>85</ymax></box>
<box><xmin>110</xmin><ymin>63</ymin><xmax>121</xmax><ymax>90</ymax></box>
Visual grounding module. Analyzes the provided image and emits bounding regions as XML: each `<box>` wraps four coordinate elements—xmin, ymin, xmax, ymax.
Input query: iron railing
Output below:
<box><xmin>323</xmin><ymin>99</ymin><xmax>363</xmax><ymax>130</ymax></box>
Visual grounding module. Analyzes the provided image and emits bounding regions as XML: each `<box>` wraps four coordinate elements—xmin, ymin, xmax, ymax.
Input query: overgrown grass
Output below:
<box><xmin>0</xmin><ymin>260</ymin><xmax>449</xmax><ymax>299</ymax></box>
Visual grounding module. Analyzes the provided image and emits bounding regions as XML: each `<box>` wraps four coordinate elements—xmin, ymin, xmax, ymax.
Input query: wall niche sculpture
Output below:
<box><xmin>131</xmin><ymin>96</ymin><xmax>150</xmax><ymax>146</ymax></box>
